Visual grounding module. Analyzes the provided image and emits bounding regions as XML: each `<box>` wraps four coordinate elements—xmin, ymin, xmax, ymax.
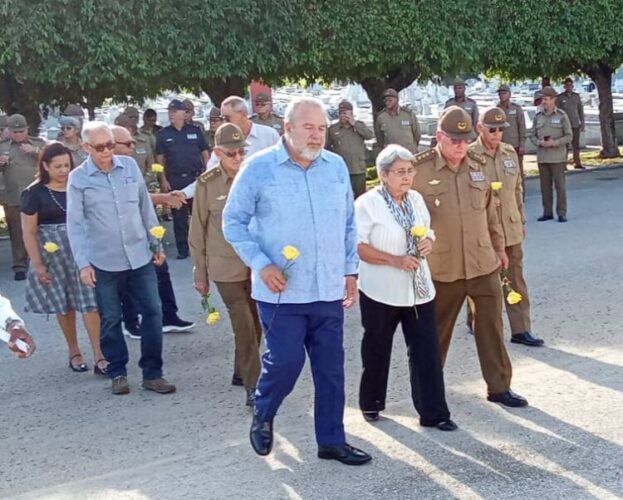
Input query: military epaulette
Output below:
<box><xmin>198</xmin><ymin>167</ymin><xmax>221</xmax><ymax>183</ymax></box>
<box><xmin>412</xmin><ymin>148</ymin><xmax>437</xmax><ymax>165</ymax></box>
<box><xmin>467</xmin><ymin>150</ymin><xmax>486</xmax><ymax>166</ymax></box>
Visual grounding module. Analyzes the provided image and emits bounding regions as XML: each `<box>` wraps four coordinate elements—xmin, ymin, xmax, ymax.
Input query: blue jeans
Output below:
<box><xmin>255</xmin><ymin>300</ymin><xmax>346</xmax><ymax>447</ymax></box>
<box><xmin>94</xmin><ymin>262</ymin><xmax>163</xmax><ymax>380</ymax></box>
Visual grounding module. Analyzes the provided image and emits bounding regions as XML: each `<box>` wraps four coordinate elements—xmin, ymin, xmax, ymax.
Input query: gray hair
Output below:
<box><xmin>81</xmin><ymin>121</ymin><xmax>112</xmax><ymax>143</ymax></box>
<box><xmin>284</xmin><ymin>96</ymin><xmax>326</xmax><ymax>125</ymax></box>
<box><xmin>376</xmin><ymin>144</ymin><xmax>414</xmax><ymax>176</ymax></box>
<box><xmin>221</xmin><ymin>96</ymin><xmax>248</xmax><ymax>116</ymax></box>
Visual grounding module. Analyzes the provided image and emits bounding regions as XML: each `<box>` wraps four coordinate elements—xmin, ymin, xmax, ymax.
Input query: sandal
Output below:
<box><xmin>94</xmin><ymin>358</ymin><xmax>109</xmax><ymax>376</ymax></box>
<box><xmin>69</xmin><ymin>354</ymin><xmax>88</xmax><ymax>372</ymax></box>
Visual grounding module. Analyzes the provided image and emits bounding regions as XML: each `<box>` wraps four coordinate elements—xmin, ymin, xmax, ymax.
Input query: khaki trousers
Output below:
<box><xmin>435</xmin><ymin>272</ymin><xmax>512</xmax><ymax>394</ymax></box>
<box><xmin>215</xmin><ymin>280</ymin><xmax>261</xmax><ymax>390</ymax></box>
<box><xmin>570</xmin><ymin>127</ymin><xmax>582</xmax><ymax>166</ymax></box>
<box><xmin>468</xmin><ymin>244</ymin><xmax>532</xmax><ymax>335</ymax></box>
<box><xmin>3</xmin><ymin>204</ymin><xmax>27</xmax><ymax>272</ymax></box>
<box><xmin>513</xmin><ymin>146</ymin><xmax>525</xmax><ymax>198</ymax></box>
<box><xmin>538</xmin><ymin>162</ymin><xmax>567</xmax><ymax>217</ymax></box>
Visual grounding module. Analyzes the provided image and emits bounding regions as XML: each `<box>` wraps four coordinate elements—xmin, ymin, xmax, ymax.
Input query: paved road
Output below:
<box><xmin>1</xmin><ymin>168</ymin><xmax>622</xmax><ymax>500</ymax></box>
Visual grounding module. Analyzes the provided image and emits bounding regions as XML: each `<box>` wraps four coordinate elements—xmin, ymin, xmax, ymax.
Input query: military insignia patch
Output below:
<box><xmin>457</xmin><ymin>121</ymin><xmax>468</xmax><ymax>130</ymax></box>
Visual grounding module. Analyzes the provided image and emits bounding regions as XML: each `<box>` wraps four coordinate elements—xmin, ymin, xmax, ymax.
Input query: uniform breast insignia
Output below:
<box><xmin>412</xmin><ymin>149</ymin><xmax>437</xmax><ymax>166</ymax></box>
<box><xmin>469</xmin><ymin>171</ymin><xmax>486</xmax><ymax>182</ymax></box>
<box><xmin>503</xmin><ymin>159</ymin><xmax>516</xmax><ymax>170</ymax></box>
<box><xmin>467</xmin><ymin>150</ymin><xmax>486</xmax><ymax>166</ymax></box>
<box><xmin>434</xmin><ymin>199</ymin><xmax>441</xmax><ymax>207</ymax></box>
<box><xmin>401</xmin><ymin>120</ymin><xmax>411</xmax><ymax>126</ymax></box>
<box><xmin>199</xmin><ymin>167</ymin><xmax>221</xmax><ymax>183</ymax></box>
<box><xmin>216</xmin><ymin>195</ymin><xmax>227</xmax><ymax>201</ymax></box>
<box><xmin>428</xmin><ymin>179</ymin><xmax>441</xmax><ymax>185</ymax></box>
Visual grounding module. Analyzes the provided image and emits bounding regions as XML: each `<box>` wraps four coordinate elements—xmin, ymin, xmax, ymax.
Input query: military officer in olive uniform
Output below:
<box><xmin>412</xmin><ymin>106</ymin><xmax>527</xmax><ymax>408</ymax></box>
<box><xmin>0</xmin><ymin>114</ymin><xmax>46</xmax><ymax>280</ymax></box>
<box><xmin>374</xmin><ymin>88</ymin><xmax>421</xmax><ymax>153</ymax></box>
<box><xmin>250</xmin><ymin>93</ymin><xmax>284</xmax><ymax>136</ymax></box>
<box><xmin>444</xmin><ymin>79</ymin><xmax>479</xmax><ymax>127</ymax></box>
<box><xmin>188</xmin><ymin>123</ymin><xmax>262</xmax><ymax>407</ymax></box>
<box><xmin>556</xmin><ymin>78</ymin><xmax>585</xmax><ymax>169</ymax></box>
<box><xmin>468</xmin><ymin>108</ymin><xmax>544</xmax><ymax>347</ymax></box>
<box><xmin>532</xmin><ymin>86</ymin><xmax>572</xmax><ymax>223</ymax></box>
<box><xmin>497</xmin><ymin>84</ymin><xmax>526</xmax><ymax>177</ymax></box>
<box><xmin>204</xmin><ymin>106</ymin><xmax>224</xmax><ymax>152</ymax></box>
<box><xmin>115</xmin><ymin>114</ymin><xmax>159</xmax><ymax>193</ymax></box>
<box><xmin>326</xmin><ymin>100</ymin><xmax>374</xmax><ymax>198</ymax></box>
<box><xmin>182</xmin><ymin>99</ymin><xmax>206</xmax><ymax>132</ymax></box>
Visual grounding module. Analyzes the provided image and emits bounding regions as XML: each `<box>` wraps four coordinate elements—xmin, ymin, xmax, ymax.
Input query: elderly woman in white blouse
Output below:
<box><xmin>355</xmin><ymin>144</ymin><xmax>456</xmax><ymax>431</ymax></box>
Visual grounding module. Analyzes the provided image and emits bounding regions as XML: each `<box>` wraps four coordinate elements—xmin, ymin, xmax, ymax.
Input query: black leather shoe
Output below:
<box><xmin>362</xmin><ymin>411</ymin><xmax>379</xmax><ymax>422</ymax></box>
<box><xmin>231</xmin><ymin>374</ymin><xmax>243</xmax><ymax>386</ymax></box>
<box><xmin>318</xmin><ymin>443</ymin><xmax>372</xmax><ymax>465</ymax></box>
<box><xmin>574</xmin><ymin>164</ymin><xmax>586</xmax><ymax>169</ymax></box>
<box><xmin>176</xmin><ymin>254</ymin><xmax>189</xmax><ymax>260</ymax></box>
<box><xmin>420</xmin><ymin>419</ymin><xmax>458</xmax><ymax>431</ymax></box>
<box><xmin>511</xmin><ymin>331</ymin><xmax>545</xmax><ymax>347</ymax></box>
<box><xmin>249</xmin><ymin>416</ymin><xmax>273</xmax><ymax>456</ymax></box>
<box><xmin>537</xmin><ymin>215</ymin><xmax>554</xmax><ymax>222</ymax></box>
<box><xmin>14</xmin><ymin>271</ymin><xmax>26</xmax><ymax>281</ymax></box>
<box><xmin>487</xmin><ymin>390</ymin><xmax>528</xmax><ymax>407</ymax></box>
<box><xmin>558</xmin><ymin>216</ymin><xmax>568</xmax><ymax>223</ymax></box>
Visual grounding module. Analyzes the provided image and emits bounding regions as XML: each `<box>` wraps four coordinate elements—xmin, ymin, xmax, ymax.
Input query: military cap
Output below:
<box><xmin>438</xmin><ymin>106</ymin><xmax>476</xmax><ymax>140</ymax></box>
<box><xmin>382</xmin><ymin>88</ymin><xmax>399</xmax><ymax>98</ymax></box>
<box><xmin>480</xmin><ymin>107</ymin><xmax>509</xmax><ymax>128</ymax></box>
<box><xmin>208</xmin><ymin>106</ymin><xmax>222</xmax><ymax>119</ymax></box>
<box><xmin>453</xmin><ymin>78</ymin><xmax>466</xmax><ymax>87</ymax></box>
<box><xmin>123</xmin><ymin>106</ymin><xmax>140</xmax><ymax>119</ymax></box>
<box><xmin>497</xmin><ymin>84</ymin><xmax>511</xmax><ymax>93</ymax></box>
<box><xmin>8</xmin><ymin>114</ymin><xmax>28</xmax><ymax>131</ymax></box>
<box><xmin>168</xmin><ymin>99</ymin><xmax>184</xmax><ymax>110</ymax></box>
<box><xmin>182</xmin><ymin>99</ymin><xmax>195</xmax><ymax>111</ymax></box>
<box><xmin>59</xmin><ymin>116</ymin><xmax>81</xmax><ymax>128</ymax></box>
<box><xmin>63</xmin><ymin>104</ymin><xmax>84</xmax><ymax>117</ymax></box>
<box><xmin>540</xmin><ymin>86</ymin><xmax>558</xmax><ymax>98</ymax></box>
<box><xmin>215</xmin><ymin>123</ymin><xmax>249</xmax><ymax>149</ymax></box>
<box><xmin>255</xmin><ymin>93</ymin><xmax>271</xmax><ymax>103</ymax></box>
<box><xmin>0</xmin><ymin>115</ymin><xmax>8</xmax><ymax>128</ymax></box>
<box><xmin>338</xmin><ymin>100</ymin><xmax>353</xmax><ymax>111</ymax></box>
<box><xmin>114</xmin><ymin>114</ymin><xmax>134</xmax><ymax>128</ymax></box>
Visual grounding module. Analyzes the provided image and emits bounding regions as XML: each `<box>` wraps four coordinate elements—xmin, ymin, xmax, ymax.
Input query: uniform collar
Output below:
<box><xmin>473</xmin><ymin>136</ymin><xmax>497</xmax><ymax>159</ymax></box>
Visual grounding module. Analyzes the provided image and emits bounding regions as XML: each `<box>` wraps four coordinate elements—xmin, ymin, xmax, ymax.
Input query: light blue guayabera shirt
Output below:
<box><xmin>67</xmin><ymin>155</ymin><xmax>159</xmax><ymax>272</ymax></box>
<box><xmin>223</xmin><ymin>139</ymin><xmax>358</xmax><ymax>304</ymax></box>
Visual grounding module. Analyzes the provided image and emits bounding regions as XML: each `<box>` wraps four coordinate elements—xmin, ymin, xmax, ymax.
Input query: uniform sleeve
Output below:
<box><xmin>197</xmin><ymin>130</ymin><xmax>209</xmax><ymax>152</ymax></box>
<box><xmin>517</xmin><ymin>105</ymin><xmax>526</xmax><ymax>149</ymax></box>
<box><xmin>557</xmin><ymin>113</ymin><xmax>573</xmax><ymax>147</ymax></box>
<box><xmin>135</xmin><ymin>163</ymin><xmax>159</xmax><ymax>242</ymax></box>
<box><xmin>188</xmin><ymin>183</ymin><xmax>209</xmax><ymax>283</ymax></box>
<box><xmin>354</xmin><ymin>122</ymin><xmax>374</xmax><ymax>140</ymax></box>
<box><xmin>155</xmin><ymin>131</ymin><xmax>165</xmax><ymax>155</ymax></box>
<box><xmin>530</xmin><ymin>114</ymin><xmax>539</xmax><ymax>145</ymax></box>
<box><xmin>411</xmin><ymin>113</ymin><xmax>421</xmax><ymax>147</ymax></box>
<box><xmin>578</xmin><ymin>96</ymin><xmax>585</xmax><ymax>126</ymax></box>
<box><xmin>486</xmin><ymin>187</ymin><xmax>505</xmax><ymax>252</ymax></box>
<box><xmin>325</xmin><ymin>127</ymin><xmax>335</xmax><ymax>152</ymax></box>
<box><xmin>374</xmin><ymin>116</ymin><xmax>384</xmax><ymax>150</ymax></box>
<box><xmin>19</xmin><ymin>186</ymin><xmax>40</xmax><ymax>215</ymax></box>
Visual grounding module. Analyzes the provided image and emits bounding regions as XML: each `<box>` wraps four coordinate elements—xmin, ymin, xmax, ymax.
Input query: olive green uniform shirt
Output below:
<box><xmin>188</xmin><ymin>165</ymin><xmax>249</xmax><ymax>284</ymax></box>
<box><xmin>0</xmin><ymin>137</ymin><xmax>47</xmax><ymax>205</ymax></box>
<box><xmin>374</xmin><ymin>107</ymin><xmax>421</xmax><ymax>153</ymax></box>
<box><xmin>132</xmin><ymin>130</ymin><xmax>159</xmax><ymax>192</ymax></box>
<box><xmin>497</xmin><ymin>101</ymin><xmax>526</xmax><ymax>149</ymax></box>
<box><xmin>203</xmin><ymin>130</ymin><xmax>216</xmax><ymax>151</ymax></box>
<box><xmin>556</xmin><ymin>92</ymin><xmax>584</xmax><ymax>128</ymax></box>
<box><xmin>60</xmin><ymin>138</ymin><xmax>88</xmax><ymax>167</ymax></box>
<box><xmin>444</xmin><ymin>97</ymin><xmax>479</xmax><ymax>127</ymax></box>
<box><xmin>532</xmin><ymin>108</ymin><xmax>572</xmax><ymax>163</ymax></box>
<box><xmin>412</xmin><ymin>147</ymin><xmax>504</xmax><ymax>282</ymax></box>
<box><xmin>250</xmin><ymin>113</ymin><xmax>284</xmax><ymax>135</ymax></box>
<box><xmin>326</xmin><ymin>121</ymin><xmax>374</xmax><ymax>174</ymax></box>
<box><xmin>469</xmin><ymin>139</ymin><xmax>525</xmax><ymax>247</ymax></box>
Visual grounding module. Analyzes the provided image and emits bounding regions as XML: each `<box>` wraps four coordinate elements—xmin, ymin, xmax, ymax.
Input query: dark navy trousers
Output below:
<box><xmin>255</xmin><ymin>300</ymin><xmax>346</xmax><ymax>447</ymax></box>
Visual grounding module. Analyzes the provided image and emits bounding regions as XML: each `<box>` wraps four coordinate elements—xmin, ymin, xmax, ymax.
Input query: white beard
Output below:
<box><xmin>299</xmin><ymin>147</ymin><xmax>321</xmax><ymax>161</ymax></box>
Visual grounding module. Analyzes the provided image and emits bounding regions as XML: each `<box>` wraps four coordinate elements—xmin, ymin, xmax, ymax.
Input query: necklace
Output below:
<box><xmin>46</xmin><ymin>186</ymin><xmax>67</xmax><ymax>213</ymax></box>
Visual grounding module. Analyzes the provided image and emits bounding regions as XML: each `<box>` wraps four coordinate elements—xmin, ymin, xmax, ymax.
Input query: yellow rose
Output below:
<box><xmin>282</xmin><ymin>245</ymin><xmax>300</xmax><ymax>261</ymax></box>
<box><xmin>43</xmin><ymin>241</ymin><xmax>60</xmax><ymax>253</ymax></box>
<box><xmin>206</xmin><ymin>311</ymin><xmax>221</xmax><ymax>325</ymax></box>
<box><xmin>491</xmin><ymin>181</ymin><xmax>503</xmax><ymax>192</ymax></box>
<box><xmin>149</xmin><ymin>226</ymin><xmax>166</xmax><ymax>239</ymax></box>
<box><xmin>410</xmin><ymin>226</ymin><xmax>427</xmax><ymax>239</ymax></box>
<box><xmin>507</xmin><ymin>291</ymin><xmax>523</xmax><ymax>305</ymax></box>
<box><xmin>151</xmin><ymin>163</ymin><xmax>165</xmax><ymax>173</ymax></box>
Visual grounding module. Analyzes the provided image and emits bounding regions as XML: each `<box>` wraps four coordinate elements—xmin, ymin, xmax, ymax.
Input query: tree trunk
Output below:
<box><xmin>201</xmin><ymin>76</ymin><xmax>248</xmax><ymax>107</ymax></box>
<box><xmin>585</xmin><ymin>63</ymin><xmax>620</xmax><ymax>158</ymax></box>
<box><xmin>359</xmin><ymin>67</ymin><xmax>421</xmax><ymax>117</ymax></box>
<box><xmin>0</xmin><ymin>70</ymin><xmax>42</xmax><ymax>135</ymax></box>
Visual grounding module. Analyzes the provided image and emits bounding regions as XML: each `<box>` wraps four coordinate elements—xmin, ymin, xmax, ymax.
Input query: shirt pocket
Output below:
<box><xmin>424</xmin><ymin>185</ymin><xmax>452</xmax><ymax>213</ymax></box>
<box><xmin>468</xmin><ymin>181</ymin><xmax>487</xmax><ymax>210</ymax></box>
<box><xmin>125</xmin><ymin>181</ymin><xmax>139</xmax><ymax>202</ymax></box>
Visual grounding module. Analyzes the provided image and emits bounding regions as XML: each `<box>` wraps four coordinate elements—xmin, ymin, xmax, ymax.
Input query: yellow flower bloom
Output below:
<box><xmin>149</xmin><ymin>226</ymin><xmax>166</xmax><ymax>239</ymax></box>
<box><xmin>206</xmin><ymin>311</ymin><xmax>221</xmax><ymax>325</ymax></box>
<box><xmin>491</xmin><ymin>181</ymin><xmax>503</xmax><ymax>192</ymax></box>
<box><xmin>410</xmin><ymin>226</ymin><xmax>427</xmax><ymax>239</ymax></box>
<box><xmin>43</xmin><ymin>242</ymin><xmax>60</xmax><ymax>253</ymax></box>
<box><xmin>282</xmin><ymin>245</ymin><xmax>300</xmax><ymax>261</ymax></box>
<box><xmin>507</xmin><ymin>291</ymin><xmax>523</xmax><ymax>305</ymax></box>
<box><xmin>151</xmin><ymin>163</ymin><xmax>165</xmax><ymax>174</ymax></box>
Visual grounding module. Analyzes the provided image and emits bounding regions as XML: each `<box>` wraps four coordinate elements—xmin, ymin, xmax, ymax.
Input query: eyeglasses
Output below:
<box><xmin>388</xmin><ymin>168</ymin><xmax>416</xmax><ymax>177</ymax></box>
<box><xmin>488</xmin><ymin>127</ymin><xmax>504</xmax><ymax>133</ymax></box>
<box><xmin>223</xmin><ymin>149</ymin><xmax>245</xmax><ymax>158</ymax></box>
<box><xmin>255</xmin><ymin>101</ymin><xmax>269</xmax><ymax>106</ymax></box>
<box><xmin>116</xmin><ymin>140</ymin><xmax>135</xmax><ymax>148</ymax></box>
<box><xmin>88</xmin><ymin>141</ymin><xmax>116</xmax><ymax>152</ymax></box>
<box><xmin>61</xmin><ymin>126</ymin><xmax>75</xmax><ymax>131</ymax></box>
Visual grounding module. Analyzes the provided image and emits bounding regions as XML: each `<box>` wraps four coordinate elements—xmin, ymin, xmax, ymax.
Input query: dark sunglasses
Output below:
<box><xmin>61</xmin><ymin>126</ymin><xmax>75</xmax><ymax>131</ymax></box>
<box><xmin>223</xmin><ymin>149</ymin><xmax>245</xmax><ymax>158</ymax></box>
<box><xmin>88</xmin><ymin>141</ymin><xmax>116</xmax><ymax>152</ymax></box>
<box><xmin>488</xmin><ymin>127</ymin><xmax>504</xmax><ymax>133</ymax></box>
<box><xmin>117</xmin><ymin>140</ymin><xmax>135</xmax><ymax>147</ymax></box>
<box><xmin>255</xmin><ymin>101</ymin><xmax>269</xmax><ymax>106</ymax></box>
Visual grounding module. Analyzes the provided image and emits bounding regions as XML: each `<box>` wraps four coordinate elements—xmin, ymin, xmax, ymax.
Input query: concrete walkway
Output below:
<box><xmin>1</xmin><ymin>168</ymin><xmax>622</xmax><ymax>499</ymax></box>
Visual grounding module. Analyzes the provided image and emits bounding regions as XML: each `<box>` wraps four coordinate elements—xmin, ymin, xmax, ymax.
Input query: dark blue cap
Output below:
<box><xmin>168</xmin><ymin>99</ymin><xmax>184</xmax><ymax>110</ymax></box>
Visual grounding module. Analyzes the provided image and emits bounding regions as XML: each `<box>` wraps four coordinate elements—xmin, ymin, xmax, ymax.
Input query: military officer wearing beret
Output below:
<box><xmin>467</xmin><ymin>108</ymin><xmax>544</xmax><ymax>347</ymax></box>
<box><xmin>412</xmin><ymin>106</ymin><xmax>528</xmax><ymax>408</ymax></box>
<box><xmin>374</xmin><ymin>88</ymin><xmax>421</xmax><ymax>153</ymax></box>
<box><xmin>204</xmin><ymin>106</ymin><xmax>224</xmax><ymax>152</ymax></box>
<box><xmin>182</xmin><ymin>99</ymin><xmax>206</xmax><ymax>133</ymax></box>
<box><xmin>497</xmin><ymin>84</ymin><xmax>526</xmax><ymax>179</ymax></box>
<box><xmin>445</xmin><ymin>79</ymin><xmax>479</xmax><ymax>127</ymax></box>
<box><xmin>532</xmin><ymin>86</ymin><xmax>572</xmax><ymax>223</ymax></box>
<box><xmin>326</xmin><ymin>100</ymin><xmax>374</xmax><ymax>198</ymax></box>
<box><xmin>0</xmin><ymin>114</ymin><xmax>46</xmax><ymax>280</ymax></box>
<box><xmin>556</xmin><ymin>78</ymin><xmax>585</xmax><ymax>169</ymax></box>
<box><xmin>188</xmin><ymin>123</ymin><xmax>262</xmax><ymax>407</ymax></box>
<box><xmin>250</xmin><ymin>92</ymin><xmax>284</xmax><ymax>135</ymax></box>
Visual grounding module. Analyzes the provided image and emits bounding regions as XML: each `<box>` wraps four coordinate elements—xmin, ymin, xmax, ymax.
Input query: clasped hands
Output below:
<box><xmin>392</xmin><ymin>237</ymin><xmax>433</xmax><ymax>272</ymax></box>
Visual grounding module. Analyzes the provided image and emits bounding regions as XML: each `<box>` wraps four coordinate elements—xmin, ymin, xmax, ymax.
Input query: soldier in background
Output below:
<box><xmin>326</xmin><ymin>100</ymin><xmax>374</xmax><ymax>198</ymax></box>
<box><xmin>374</xmin><ymin>88</ymin><xmax>421</xmax><ymax>153</ymax></box>
<box><xmin>445</xmin><ymin>79</ymin><xmax>478</xmax><ymax>126</ymax></box>
<box><xmin>204</xmin><ymin>106</ymin><xmax>224</xmax><ymax>152</ymax></box>
<box><xmin>182</xmin><ymin>99</ymin><xmax>206</xmax><ymax>132</ymax></box>
<box><xmin>141</xmin><ymin>109</ymin><xmax>163</xmax><ymax>136</ymax></box>
<box><xmin>557</xmin><ymin>78</ymin><xmax>585</xmax><ymax>169</ymax></box>
<box><xmin>497</xmin><ymin>84</ymin><xmax>526</xmax><ymax>178</ymax></box>
<box><xmin>250</xmin><ymin>93</ymin><xmax>284</xmax><ymax>135</ymax></box>
<box><xmin>59</xmin><ymin>116</ymin><xmax>88</xmax><ymax>166</ymax></box>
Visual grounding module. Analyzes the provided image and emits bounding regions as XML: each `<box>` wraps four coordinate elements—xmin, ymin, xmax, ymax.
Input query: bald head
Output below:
<box><xmin>111</xmin><ymin>125</ymin><xmax>135</xmax><ymax>156</ymax></box>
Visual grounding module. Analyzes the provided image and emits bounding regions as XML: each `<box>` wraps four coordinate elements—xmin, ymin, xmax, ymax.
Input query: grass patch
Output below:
<box><xmin>580</xmin><ymin>147</ymin><xmax>623</xmax><ymax>167</ymax></box>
